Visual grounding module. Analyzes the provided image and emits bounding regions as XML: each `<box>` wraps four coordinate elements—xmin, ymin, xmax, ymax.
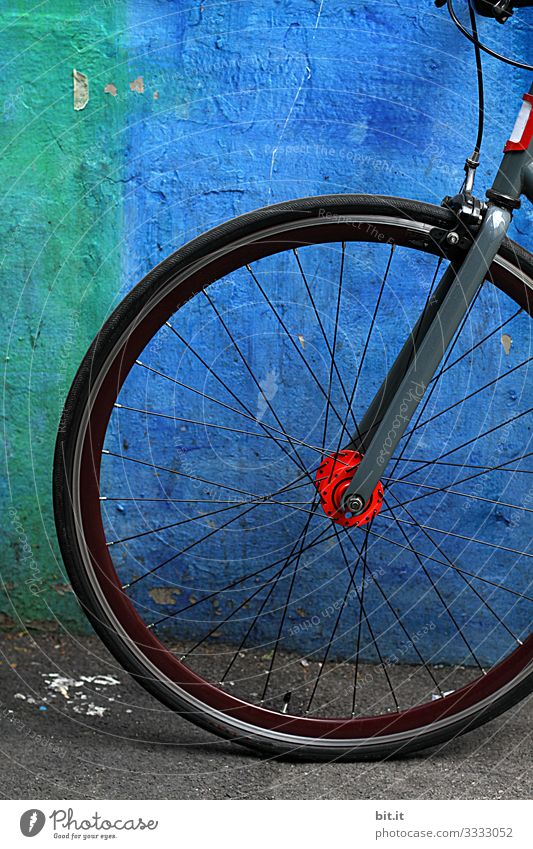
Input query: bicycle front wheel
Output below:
<box><xmin>54</xmin><ymin>194</ymin><xmax>533</xmax><ymax>759</ymax></box>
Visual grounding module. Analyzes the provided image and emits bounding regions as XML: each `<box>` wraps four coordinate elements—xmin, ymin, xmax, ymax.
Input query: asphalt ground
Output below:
<box><xmin>1</xmin><ymin>632</ymin><xmax>531</xmax><ymax>800</ymax></box>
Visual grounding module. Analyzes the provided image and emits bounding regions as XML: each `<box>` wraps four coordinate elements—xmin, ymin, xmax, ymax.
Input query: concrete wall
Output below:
<box><xmin>1</xmin><ymin>1</ymin><xmax>531</xmax><ymax>661</ymax></box>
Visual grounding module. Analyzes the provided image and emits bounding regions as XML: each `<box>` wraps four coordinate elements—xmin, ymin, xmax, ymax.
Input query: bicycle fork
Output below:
<box><xmin>342</xmin><ymin>94</ymin><xmax>533</xmax><ymax>517</ymax></box>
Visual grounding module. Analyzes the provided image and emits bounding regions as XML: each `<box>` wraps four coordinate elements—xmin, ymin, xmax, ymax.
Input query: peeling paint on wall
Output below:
<box><xmin>148</xmin><ymin>587</ymin><xmax>182</xmax><ymax>605</ymax></box>
<box><xmin>129</xmin><ymin>76</ymin><xmax>144</xmax><ymax>94</ymax></box>
<box><xmin>73</xmin><ymin>69</ymin><xmax>89</xmax><ymax>110</ymax></box>
<box><xmin>104</xmin><ymin>83</ymin><xmax>117</xmax><ymax>97</ymax></box>
<box><xmin>501</xmin><ymin>333</ymin><xmax>513</xmax><ymax>355</ymax></box>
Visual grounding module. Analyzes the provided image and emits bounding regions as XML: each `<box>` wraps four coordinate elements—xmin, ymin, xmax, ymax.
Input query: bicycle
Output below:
<box><xmin>53</xmin><ymin>0</ymin><xmax>533</xmax><ymax>759</ymax></box>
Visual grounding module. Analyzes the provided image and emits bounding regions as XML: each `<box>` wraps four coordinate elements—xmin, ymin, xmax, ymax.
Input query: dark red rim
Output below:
<box><xmin>77</xmin><ymin>220</ymin><xmax>533</xmax><ymax>740</ymax></box>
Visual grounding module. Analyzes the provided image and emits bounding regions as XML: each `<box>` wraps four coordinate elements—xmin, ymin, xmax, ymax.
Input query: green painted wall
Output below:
<box><xmin>1</xmin><ymin>0</ymin><xmax>129</xmax><ymax>630</ymax></box>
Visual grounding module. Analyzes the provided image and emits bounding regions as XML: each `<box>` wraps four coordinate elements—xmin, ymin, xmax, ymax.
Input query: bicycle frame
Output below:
<box><xmin>342</xmin><ymin>85</ymin><xmax>533</xmax><ymax>514</ymax></box>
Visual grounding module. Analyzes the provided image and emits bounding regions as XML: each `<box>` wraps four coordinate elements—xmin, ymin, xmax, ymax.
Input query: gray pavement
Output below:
<box><xmin>1</xmin><ymin>632</ymin><xmax>530</xmax><ymax>800</ymax></box>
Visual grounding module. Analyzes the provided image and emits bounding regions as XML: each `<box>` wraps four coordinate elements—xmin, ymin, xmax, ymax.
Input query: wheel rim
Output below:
<box><xmin>70</xmin><ymin>213</ymin><xmax>533</xmax><ymax>743</ymax></box>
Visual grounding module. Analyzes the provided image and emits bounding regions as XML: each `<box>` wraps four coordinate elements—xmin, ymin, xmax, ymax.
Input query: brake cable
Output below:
<box><xmin>468</xmin><ymin>0</ymin><xmax>485</xmax><ymax>157</ymax></box>
<box><xmin>446</xmin><ymin>0</ymin><xmax>533</xmax><ymax>71</ymax></box>
<box><xmin>443</xmin><ymin>0</ymin><xmax>532</xmax><ymax>195</ymax></box>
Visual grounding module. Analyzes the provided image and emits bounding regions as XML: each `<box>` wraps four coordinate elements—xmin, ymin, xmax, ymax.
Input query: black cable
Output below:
<box><xmin>446</xmin><ymin>0</ymin><xmax>533</xmax><ymax>71</ymax></box>
<box><xmin>468</xmin><ymin>0</ymin><xmax>485</xmax><ymax>154</ymax></box>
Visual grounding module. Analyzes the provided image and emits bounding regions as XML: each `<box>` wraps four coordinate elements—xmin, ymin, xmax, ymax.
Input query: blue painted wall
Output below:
<box><xmin>2</xmin><ymin>0</ymin><xmax>531</xmax><ymax>666</ymax></box>
<box><xmin>120</xmin><ymin>0</ymin><xmax>533</xmax><ymax>262</ymax></box>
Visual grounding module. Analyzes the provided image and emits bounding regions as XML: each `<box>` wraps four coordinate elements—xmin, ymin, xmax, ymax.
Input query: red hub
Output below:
<box><xmin>316</xmin><ymin>449</ymin><xmax>384</xmax><ymax>527</ymax></box>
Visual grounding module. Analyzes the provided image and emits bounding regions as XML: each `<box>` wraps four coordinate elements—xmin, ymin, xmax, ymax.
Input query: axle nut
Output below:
<box><xmin>345</xmin><ymin>494</ymin><xmax>365</xmax><ymax>514</ymax></box>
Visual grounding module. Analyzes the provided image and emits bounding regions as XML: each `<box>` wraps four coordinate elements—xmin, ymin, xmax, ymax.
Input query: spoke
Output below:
<box><xmin>386</xmin><ymin>489</ymin><xmax>522</xmax><ymax>647</ymax></box>
<box><xmin>293</xmin><ymin>242</ymin><xmax>358</xmax><ymax>448</ymax></box>
<box><xmin>114</xmin><ymin>402</ymin><xmax>326</xmax><ymax>454</ymax></box>
<box><xmin>350</xmin><ymin>529</ymin><xmax>368</xmax><ymax>716</ymax></box>
<box><xmin>381</xmin><ymin>495</ymin><xmax>485</xmax><ymax>673</ymax></box>
<box><xmin>135</xmin><ymin>359</ymin><xmax>314</xmax><ymax>475</ymax></box>
<box><xmin>383</xmin><ymin>474</ymin><xmax>533</xmax><ymax>515</ymax></box>
<box><xmin>378</xmin><ymin>512</ymin><xmax>532</xmax><ymax>560</ymax></box>
<box><xmin>337</xmin><ymin>526</ymin><xmax>411</xmax><ymax>714</ymax></box>
<box><xmin>106</xmin><ymin>493</ymin><xmax>321</xmax><ymax>547</ymax></box>
<box><xmin>217</xmin><ymin>499</ymin><xmax>331</xmax><ymax>681</ymax></box>
<box><xmin>305</xmin><ymin>525</ymin><xmax>366</xmax><ymax>713</ymax></box>
<box><xmin>343</xmin><ymin>252</ymin><xmax>442</xmax><ymax>456</ymax></box>
<box><xmin>102</xmin><ymin>448</ymin><xmax>270</xmax><ymax>500</ymax></box>
<box><xmin>180</xmin><ymin>577</ymin><xmax>277</xmax><ymax>663</ymax></box>
<box><xmin>180</xmin><ymin>518</ymin><xmax>313</xmax><ymax>663</ymax></box>
<box><xmin>388</xmin><ymin>283</ymin><xmax>483</xmax><ymax>480</ymax></box>
<box><xmin>131</xmin><ymin>500</ymin><xmax>270</xmax><ymax>593</ymax></box>
<box><xmin>430</xmin><ymin>307</ymin><xmax>522</xmax><ymax>381</ymax></box>
<box><xmin>365</xmin><ymin>526</ymin><xmax>533</xmax><ymax>602</ymax></box>
<box><xmin>103</xmin><ymin>448</ymin><xmax>321</xmax><ymax>517</ymax></box>
<box><xmin>396</xmin><ymin>411</ymin><xmax>533</xmax><ymax>490</ymax></box>
<box><xmin>122</xmin><ymin>473</ymin><xmax>325</xmax><ymax>592</ymax></box>
<box><xmin>333</xmin><ymin>244</ymin><xmax>396</xmax><ymax>458</ymax></box>
<box><xmin>149</xmin><ymin>516</ymin><xmax>332</xmax><ymax>629</ymax></box>
<box><xmin>245</xmin><ymin>262</ymin><xmax>353</xmax><ymax>442</ymax></box>
<box><xmin>342</xmin><ymin>524</ymin><xmax>447</xmax><ymax>689</ymax></box>
<box><xmin>101</xmin><ymin>496</ymin><xmax>311</xmax><ymax>504</ymax></box>
<box><xmin>402</xmin><ymin>356</ymin><xmax>532</xmax><ymax>439</ymax></box>
<box><xmin>261</xmin><ymin>498</ymin><xmax>320</xmax><ymax>704</ymax></box>
<box><xmin>219</xmin><ymin>559</ymin><xmax>293</xmax><ymax>684</ymax></box>
<box><xmin>389</xmin><ymin>456</ymin><xmax>533</xmax><ymax>476</ymax></box>
<box><xmin>107</xmin><ymin>498</ymin><xmax>250</xmax><ymax>546</ymax></box>
<box><xmin>321</xmin><ymin>242</ymin><xmax>351</xmax><ymax>447</ymax></box>
<box><xmin>200</xmin><ymin>290</ymin><xmax>309</xmax><ymax>475</ymax></box>
<box><xmin>339</xmin><ymin>528</ymin><xmax>401</xmax><ymax>713</ymax></box>
<box><xmin>393</xmin><ymin>447</ymin><xmax>533</xmax><ymax>513</ymax></box>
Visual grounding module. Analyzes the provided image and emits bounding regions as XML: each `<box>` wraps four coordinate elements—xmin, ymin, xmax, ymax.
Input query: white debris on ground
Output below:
<box><xmin>73</xmin><ymin>702</ymin><xmax>107</xmax><ymax>717</ymax></box>
<box><xmin>44</xmin><ymin>673</ymin><xmax>120</xmax><ymax>694</ymax></box>
<box><xmin>14</xmin><ymin>693</ymin><xmax>37</xmax><ymax>704</ymax></box>
<box><xmin>13</xmin><ymin>673</ymin><xmax>125</xmax><ymax>717</ymax></box>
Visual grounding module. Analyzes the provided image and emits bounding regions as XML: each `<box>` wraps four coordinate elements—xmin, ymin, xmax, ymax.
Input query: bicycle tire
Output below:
<box><xmin>54</xmin><ymin>194</ymin><xmax>533</xmax><ymax>760</ymax></box>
